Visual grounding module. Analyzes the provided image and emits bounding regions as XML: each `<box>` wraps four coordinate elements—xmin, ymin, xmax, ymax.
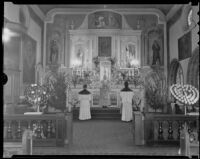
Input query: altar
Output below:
<box><xmin>70</xmin><ymin>86</ymin><xmax>145</xmax><ymax>112</ymax></box>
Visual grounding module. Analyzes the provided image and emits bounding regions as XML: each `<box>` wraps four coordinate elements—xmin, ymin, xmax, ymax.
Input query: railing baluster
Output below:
<box><xmin>4</xmin><ymin>122</ymin><xmax>7</xmax><ymax>139</ymax></box>
<box><xmin>37</xmin><ymin>121</ymin><xmax>41</xmax><ymax>139</ymax></box>
<box><xmin>28</xmin><ymin>122</ymin><xmax>31</xmax><ymax>130</ymax></box>
<box><xmin>17</xmin><ymin>121</ymin><xmax>21</xmax><ymax>139</ymax></box>
<box><xmin>7</xmin><ymin>121</ymin><xmax>12</xmax><ymax>139</ymax></box>
<box><xmin>177</xmin><ymin>121</ymin><xmax>183</xmax><ymax>140</ymax></box>
<box><xmin>187</xmin><ymin>121</ymin><xmax>192</xmax><ymax>135</ymax></box>
<box><xmin>47</xmin><ymin>120</ymin><xmax>51</xmax><ymax>138</ymax></box>
<box><xmin>158</xmin><ymin>121</ymin><xmax>164</xmax><ymax>140</ymax></box>
<box><xmin>168</xmin><ymin>121</ymin><xmax>173</xmax><ymax>140</ymax></box>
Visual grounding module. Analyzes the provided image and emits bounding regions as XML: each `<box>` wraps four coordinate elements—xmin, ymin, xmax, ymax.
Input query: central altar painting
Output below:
<box><xmin>98</xmin><ymin>37</ymin><xmax>111</xmax><ymax>57</ymax></box>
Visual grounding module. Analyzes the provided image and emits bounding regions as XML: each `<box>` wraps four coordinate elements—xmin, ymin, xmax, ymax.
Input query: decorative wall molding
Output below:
<box><xmin>45</xmin><ymin>8</ymin><xmax>166</xmax><ymax>23</ymax></box>
<box><xmin>181</xmin><ymin>4</ymin><xmax>193</xmax><ymax>32</ymax></box>
<box><xmin>30</xmin><ymin>5</ymin><xmax>45</xmax><ymax>21</ymax></box>
<box><xmin>4</xmin><ymin>17</ymin><xmax>27</xmax><ymax>33</ymax></box>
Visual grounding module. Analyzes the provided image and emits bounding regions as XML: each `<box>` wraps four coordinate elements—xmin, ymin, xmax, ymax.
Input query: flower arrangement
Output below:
<box><xmin>69</xmin><ymin>96</ymin><xmax>80</xmax><ymax>108</ymax></box>
<box><xmin>132</xmin><ymin>94</ymin><xmax>141</xmax><ymax>111</ymax></box>
<box><xmin>24</xmin><ymin>84</ymin><xmax>49</xmax><ymax>112</ymax></box>
<box><xmin>145</xmin><ymin>73</ymin><xmax>167</xmax><ymax>112</ymax></box>
<box><xmin>93</xmin><ymin>56</ymin><xmax>100</xmax><ymax>67</ymax></box>
<box><xmin>43</xmin><ymin>68</ymin><xmax>72</xmax><ymax>112</ymax></box>
<box><xmin>170</xmin><ymin>84</ymin><xmax>199</xmax><ymax>105</ymax></box>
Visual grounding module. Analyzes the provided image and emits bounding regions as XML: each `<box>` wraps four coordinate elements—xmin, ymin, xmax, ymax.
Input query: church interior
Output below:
<box><xmin>3</xmin><ymin>3</ymin><xmax>199</xmax><ymax>157</ymax></box>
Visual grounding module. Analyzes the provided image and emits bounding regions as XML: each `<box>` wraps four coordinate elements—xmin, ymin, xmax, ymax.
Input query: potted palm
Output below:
<box><xmin>145</xmin><ymin>85</ymin><xmax>166</xmax><ymax>112</ymax></box>
<box><xmin>44</xmin><ymin>70</ymin><xmax>68</xmax><ymax>113</ymax></box>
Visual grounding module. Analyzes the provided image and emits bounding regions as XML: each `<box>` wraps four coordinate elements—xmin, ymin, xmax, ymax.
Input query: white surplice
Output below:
<box><xmin>120</xmin><ymin>91</ymin><xmax>134</xmax><ymax>121</ymax></box>
<box><xmin>78</xmin><ymin>94</ymin><xmax>92</xmax><ymax>120</ymax></box>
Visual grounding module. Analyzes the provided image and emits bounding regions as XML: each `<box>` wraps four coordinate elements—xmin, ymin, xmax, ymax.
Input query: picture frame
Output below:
<box><xmin>22</xmin><ymin>34</ymin><xmax>37</xmax><ymax>84</ymax></box>
<box><xmin>178</xmin><ymin>31</ymin><xmax>192</xmax><ymax>61</ymax></box>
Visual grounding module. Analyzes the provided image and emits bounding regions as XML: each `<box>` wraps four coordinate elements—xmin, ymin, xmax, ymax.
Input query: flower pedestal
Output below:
<box><xmin>24</xmin><ymin>105</ymin><xmax>43</xmax><ymax>115</ymax></box>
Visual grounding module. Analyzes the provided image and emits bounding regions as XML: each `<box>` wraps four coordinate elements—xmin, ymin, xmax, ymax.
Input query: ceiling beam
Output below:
<box><xmin>166</xmin><ymin>5</ymin><xmax>183</xmax><ymax>21</ymax></box>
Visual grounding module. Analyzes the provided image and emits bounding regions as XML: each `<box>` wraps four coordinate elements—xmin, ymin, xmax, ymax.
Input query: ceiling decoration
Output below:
<box><xmin>37</xmin><ymin>4</ymin><xmax>174</xmax><ymax>16</ymax></box>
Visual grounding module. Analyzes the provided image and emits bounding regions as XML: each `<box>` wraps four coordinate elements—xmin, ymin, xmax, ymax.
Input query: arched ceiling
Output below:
<box><xmin>37</xmin><ymin>4</ymin><xmax>174</xmax><ymax>16</ymax></box>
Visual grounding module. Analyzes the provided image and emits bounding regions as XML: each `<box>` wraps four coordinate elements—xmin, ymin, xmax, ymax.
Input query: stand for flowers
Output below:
<box><xmin>24</xmin><ymin>84</ymin><xmax>49</xmax><ymax>115</ymax></box>
<box><xmin>170</xmin><ymin>84</ymin><xmax>199</xmax><ymax>157</ymax></box>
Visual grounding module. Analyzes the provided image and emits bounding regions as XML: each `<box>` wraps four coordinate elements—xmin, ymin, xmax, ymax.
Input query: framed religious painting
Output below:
<box><xmin>98</xmin><ymin>37</ymin><xmax>111</xmax><ymax>57</ymax></box>
<box><xmin>120</xmin><ymin>42</ymin><xmax>137</xmax><ymax>68</ymax></box>
<box><xmin>22</xmin><ymin>34</ymin><xmax>36</xmax><ymax>84</ymax></box>
<box><xmin>178</xmin><ymin>31</ymin><xmax>192</xmax><ymax>61</ymax></box>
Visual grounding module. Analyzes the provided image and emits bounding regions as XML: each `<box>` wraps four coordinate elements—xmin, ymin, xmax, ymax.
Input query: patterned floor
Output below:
<box><xmin>33</xmin><ymin>120</ymin><xmax>180</xmax><ymax>155</ymax></box>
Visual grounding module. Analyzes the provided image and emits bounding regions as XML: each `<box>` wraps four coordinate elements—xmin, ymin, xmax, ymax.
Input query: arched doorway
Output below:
<box><xmin>187</xmin><ymin>47</ymin><xmax>199</xmax><ymax>109</ymax></box>
<box><xmin>168</xmin><ymin>59</ymin><xmax>184</xmax><ymax>102</ymax></box>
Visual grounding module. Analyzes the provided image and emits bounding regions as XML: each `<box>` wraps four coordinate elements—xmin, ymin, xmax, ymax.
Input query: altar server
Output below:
<box><xmin>120</xmin><ymin>81</ymin><xmax>134</xmax><ymax>121</ymax></box>
<box><xmin>78</xmin><ymin>84</ymin><xmax>92</xmax><ymax>120</ymax></box>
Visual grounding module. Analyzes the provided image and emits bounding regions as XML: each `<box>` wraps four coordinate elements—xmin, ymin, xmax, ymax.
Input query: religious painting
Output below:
<box><xmin>98</xmin><ymin>37</ymin><xmax>111</xmax><ymax>57</ymax></box>
<box><xmin>123</xmin><ymin>43</ymin><xmax>137</xmax><ymax>68</ymax></box>
<box><xmin>148</xmin><ymin>33</ymin><xmax>164</xmax><ymax>66</ymax></box>
<box><xmin>47</xmin><ymin>30</ymin><xmax>62</xmax><ymax>65</ymax></box>
<box><xmin>4</xmin><ymin>36</ymin><xmax>21</xmax><ymax>69</ymax></box>
<box><xmin>88</xmin><ymin>11</ymin><xmax>122</xmax><ymax>29</ymax></box>
<box><xmin>178</xmin><ymin>31</ymin><xmax>192</xmax><ymax>61</ymax></box>
<box><xmin>22</xmin><ymin>34</ymin><xmax>36</xmax><ymax>84</ymax></box>
<box><xmin>100</xmin><ymin>60</ymin><xmax>111</xmax><ymax>81</ymax></box>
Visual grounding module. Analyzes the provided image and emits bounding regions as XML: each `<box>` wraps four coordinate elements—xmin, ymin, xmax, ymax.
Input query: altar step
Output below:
<box><xmin>73</xmin><ymin>107</ymin><xmax>121</xmax><ymax>120</ymax></box>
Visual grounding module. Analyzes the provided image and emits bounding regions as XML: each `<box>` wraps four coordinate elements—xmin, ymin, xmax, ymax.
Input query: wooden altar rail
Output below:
<box><xmin>4</xmin><ymin>114</ymin><xmax>68</xmax><ymax>147</ymax></box>
<box><xmin>144</xmin><ymin>114</ymin><xmax>199</xmax><ymax>145</ymax></box>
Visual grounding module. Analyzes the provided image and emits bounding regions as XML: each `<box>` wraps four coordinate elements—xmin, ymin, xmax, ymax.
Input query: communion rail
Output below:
<box><xmin>4</xmin><ymin>114</ymin><xmax>67</xmax><ymax>147</ymax></box>
<box><xmin>144</xmin><ymin>114</ymin><xmax>199</xmax><ymax>145</ymax></box>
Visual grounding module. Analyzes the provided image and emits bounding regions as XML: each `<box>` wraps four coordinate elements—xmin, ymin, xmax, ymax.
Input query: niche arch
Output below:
<box><xmin>168</xmin><ymin>59</ymin><xmax>184</xmax><ymax>102</ymax></box>
<box><xmin>187</xmin><ymin>46</ymin><xmax>199</xmax><ymax>89</ymax></box>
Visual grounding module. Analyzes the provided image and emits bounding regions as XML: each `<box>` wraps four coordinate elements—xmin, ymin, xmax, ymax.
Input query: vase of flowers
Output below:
<box><xmin>24</xmin><ymin>84</ymin><xmax>49</xmax><ymax>114</ymax></box>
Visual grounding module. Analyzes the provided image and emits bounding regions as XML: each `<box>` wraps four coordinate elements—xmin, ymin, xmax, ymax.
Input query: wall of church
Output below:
<box><xmin>169</xmin><ymin>4</ymin><xmax>199</xmax><ymax>84</ymax></box>
<box><xmin>4</xmin><ymin>2</ymin><xmax>43</xmax><ymax>66</ymax></box>
<box><xmin>4</xmin><ymin>2</ymin><xmax>44</xmax><ymax>104</ymax></box>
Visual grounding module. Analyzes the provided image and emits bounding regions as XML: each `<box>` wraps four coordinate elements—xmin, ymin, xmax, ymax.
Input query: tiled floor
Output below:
<box><xmin>33</xmin><ymin>120</ymin><xmax>180</xmax><ymax>155</ymax></box>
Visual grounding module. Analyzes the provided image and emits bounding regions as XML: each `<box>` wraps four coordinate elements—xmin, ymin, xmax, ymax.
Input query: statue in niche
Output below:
<box><xmin>125</xmin><ymin>44</ymin><xmax>136</xmax><ymax>67</ymax></box>
<box><xmin>50</xmin><ymin>39</ymin><xmax>59</xmax><ymax>64</ymax></box>
<box><xmin>152</xmin><ymin>40</ymin><xmax>161</xmax><ymax>65</ymax></box>
<box><xmin>76</xmin><ymin>47</ymin><xmax>84</xmax><ymax>67</ymax></box>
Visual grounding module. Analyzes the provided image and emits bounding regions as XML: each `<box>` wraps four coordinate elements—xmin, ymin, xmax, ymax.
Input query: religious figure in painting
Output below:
<box><xmin>23</xmin><ymin>38</ymin><xmax>36</xmax><ymax>84</ymax></box>
<box><xmin>95</xmin><ymin>16</ymin><xmax>106</xmax><ymax>28</ymax></box>
<box><xmin>100</xmin><ymin>74</ymin><xmax>110</xmax><ymax>108</ymax></box>
<box><xmin>50</xmin><ymin>39</ymin><xmax>59</xmax><ymax>64</ymax></box>
<box><xmin>152</xmin><ymin>40</ymin><xmax>160</xmax><ymax>65</ymax></box>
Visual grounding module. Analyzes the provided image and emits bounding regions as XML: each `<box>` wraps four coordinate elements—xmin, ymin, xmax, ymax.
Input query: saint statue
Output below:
<box><xmin>99</xmin><ymin>74</ymin><xmax>110</xmax><ymax>108</ymax></box>
<box><xmin>50</xmin><ymin>39</ymin><xmax>59</xmax><ymax>64</ymax></box>
<box><xmin>152</xmin><ymin>40</ymin><xmax>161</xmax><ymax>65</ymax></box>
